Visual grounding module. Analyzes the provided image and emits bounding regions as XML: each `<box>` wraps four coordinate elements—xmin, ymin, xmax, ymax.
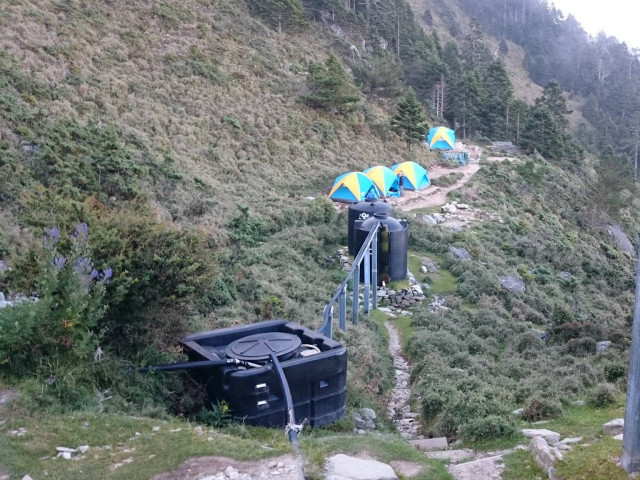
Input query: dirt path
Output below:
<box><xmin>391</xmin><ymin>161</ymin><xmax>481</xmax><ymax>212</ymax></box>
<box><xmin>385</xmin><ymin>321</ymin><xmax>420</xmax><ymax>439</ymax></box>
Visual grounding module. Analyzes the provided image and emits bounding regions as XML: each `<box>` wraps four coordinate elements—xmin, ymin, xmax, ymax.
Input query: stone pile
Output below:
<box><xmin>54</xmin><ymin>445</ymin><xmax>90</xmax><ymax>460</ymax></box>
<box><xmin>522</xmin><ymin>428</ymin><xmax>585</xmax><ymax>479</ymax></box>
<box><xmin>201</xmin><ymin>463</ymin><xmax>297</xmax><ymax>480</ymax></box>
<box><xmin>352</xmin><ymin>408</ymin><xmax>377</xmax><ymax>434</ymax></box>
<box><xmin>377</xmin><ymin>286</ymin><xmax>425</xmax><ymax>309</ymax></box>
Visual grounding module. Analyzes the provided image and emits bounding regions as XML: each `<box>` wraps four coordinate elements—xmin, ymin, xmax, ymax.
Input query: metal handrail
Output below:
<box><xmin>318</xmin><ymin>222</ymin><xmax>380</xmax><ymax>338</ymax></box>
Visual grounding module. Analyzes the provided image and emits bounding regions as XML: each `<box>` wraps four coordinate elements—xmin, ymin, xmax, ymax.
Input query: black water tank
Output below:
<box><xmin>347</xmin><ymin>199</ymin><xmax>394</xmax><ymax>255</ymax></box>
<box><xmin>354</xmin><ymin>213</ymin><xmax>408</xmax><ymax>285</ymax></box>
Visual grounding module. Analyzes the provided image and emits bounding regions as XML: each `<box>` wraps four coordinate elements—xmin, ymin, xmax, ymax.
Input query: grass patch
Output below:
<box><xmin>431</xmin><ymin>172</ymin><xmax>464</xmax><ymax>188</ymax></box>
<box><xmin>428</xmin><ymin>269</ymin><xmax>457</xmax><ymax>295</ymax></box>
<box><xmin>0</xmin><ymin>413</ymin><xmax>291</xmax><ymax>480</ymax></box>
<box><xmin>555</xmin><ymin>436</ymin><xmax>629</xmax><ymax>480</ymax></box>
<box><xmin>534</xmin><ymin>396</ymin><xmax>625</xmax><ymax>439</ymax></box>
<box><xmin>300</xmin><ymin>433</ymin><xmax>453</xmax><ymax>480</ymax></box>
<box><xmin>407</xmin><ymin>206</ymin><xmax>442</xmax><ymax>215</ymax></box>
<box><xmin>502</xmin><ymin>449</ymin><xmax>546</xmax><ymax>480</ymax></box>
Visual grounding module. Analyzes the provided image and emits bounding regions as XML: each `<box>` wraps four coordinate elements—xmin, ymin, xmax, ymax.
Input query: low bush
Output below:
<box><xmin>521</xmin><ymin>396</ymin><xmax>563</xmax><ymax>422</ymax></box>
<box><xmin>588</xmin><ymin>383</ymin><xmax>618</xmax><ymax>408</ymax></box>
<box><xmin>458</xmin><ymin>415</ymin><xmax>519</xmax><ymax>442</ymax></box>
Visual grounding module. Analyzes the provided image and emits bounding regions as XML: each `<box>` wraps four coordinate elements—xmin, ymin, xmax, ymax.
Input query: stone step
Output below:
<box><xmin>409</xmin><ymin>437</ymin><xmax>448</xmax><ymax>451</ymax></box>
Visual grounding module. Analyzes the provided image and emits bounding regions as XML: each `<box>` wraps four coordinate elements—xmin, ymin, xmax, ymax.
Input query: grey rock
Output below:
<box><xmin>557</xmin><ymin>437</ymin><xmax>582</xmax><ymax>445</ymax></box>
<box><xmin>596</xmin><ymin>341</ymin><xmax>612</xmax><ymax>352</ymax></box>
<box><xmin>419</xmin><ymin>265</ymin><xmax>428</xmax><ymax>273</ymax></box>
<box><xmin>22</xmin><ymin>476</ymin><xmax>34</xmax><ymax>480</ymax></box>
<box><xmin>325</xmin><ymin>454</ymin><xmax>397</xmax><ymax>480</ymax></box>
<box><xmin>422</xmin><ymin>214</ymin><xmax>438</xmax><ymax>225</ymax></box>
<box><xmin>512</xmin><ymin>408</ymin><xmax>524</xmax><ymax>416</ymax></box>
<box><xmin>62</xmin><ymin>451</ymin><xmax>72</xmax><ymax>460</ymax></box>
<box><xmin>521</xmin><ymin>429</ymin><xmax>561</xmax><ymax>444</ymax></box>
<box><xmin>56</xmin><ymin>447</ymin><xmax>78</xmax><ymax>453</ymax></box>
<box><xmin>361</xmin><ymin>408</ymin><xmax>376</xmax><ymax>421</ymax></box>
<box><xmin>194</xmin><ymin>426</ymin><xmax>204</xmax><ymax>436</ymax></box>
<box><xmin>78</xmin><ymin>445</ymin><xmax>90</xmax><ymax>454</ymax></box>
<box><xmin>614</xmin><ymin>433</ymin><xmax>624</xmax><ymax>441</ymax></box>
<box><xmin>603</xmin><ymin>418</ymin><xmax>624</xmax><ymax>436</ymax></box>
<box><xmin>364</xmin><ymin>418</ymin><xmax>376</xmax><ymax>430</ymax></box>
<box><xmin>152</xmin><ymin>426</ymin><xmax>161</xmax><ymax>432</ymax></box>
<box><xmin>357</xmin><ymin>429</ymin><xmax>366</xmax><ymax>435</ymax></box>
<box><xmin>449</xmin><ymin>246</ymin><xmax>471</xmax><ymax>260</ymax></box>
<box><xmin>424</xmin><ymin>449</ymin><xmax>475</xmax><ymax>462</ymax></box>
<box><xmin>353</xmin><ymin>413</ymin><xmax>366</xmax><ymax>430</ymax></box>
<box><xmin>457</xmin><ymin>203</ymin><xmax>470</xmax><ymax>209</ymax></box>
<box><xmin>442</xmin><ymin>203</ymin><xmax>457</xmax><ymax>214</ymax></box>
<box><xmin>571</xmin><ymin>400</ymin><xmax>585</xmax><ymax>406</ymax></box>
<box><xmin>409</xmin><ymin>437</ymin><xmax>448</xmax><ymax>451</ymax></box>
<box><xmin>499</xmin><ymin>276</ymin><xmax>526</xmax><ymax>293</ymax></box>
<box><xmin>528</xmin><ymin>436</ymin><xmax>555</xmax><ymax>477</ymax></box>
<box><xmin>558</xmin><ymin>271</ymin><xmax>572</xmax><ymax>280</ymax></box>
<box><xmin>606</xmin><ymin>225</ymin><xmax>635</xmax><ymax>255</ymax></box>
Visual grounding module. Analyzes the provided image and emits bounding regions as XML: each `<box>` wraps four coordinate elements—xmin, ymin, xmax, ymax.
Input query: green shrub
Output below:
<box><xmin>458</xmin><ymin>415</ymin><xmax>519</xmax><ymax>442</ymax></box>
<box><xmin>588</xmin><ymin>383</ymin><xmax>618</xmax><ymax>408</ymax></box>
<box><xmin>562</xmin><ymin>337</ymin><xmax>597</xmax><ymax>357</ymax></box>
<box><xmin>521</xmin><ymin>396</ymin><xmax>563</xmax><ymax>422</ymax></box>
<box><xmin>604</xmin><ymin>362</ymin><xmax>627</xmax><ymax>383</ymax></box>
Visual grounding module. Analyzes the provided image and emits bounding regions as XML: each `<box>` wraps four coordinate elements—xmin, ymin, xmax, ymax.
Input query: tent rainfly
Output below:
<box><xmin>364</xmin><ymin>165</ymin><xmax>400</xmax><ymax>198</ymax></box>
<box><xmin>427</xmin><ymin>126</ymin><xmax>455</xmax><ymax>150</ymax></box>
<box><xmin>329</xmin><ymin>172</ymin><xmax>381</xmax><ymax>203</ymax></box>
<box><xmin>391</xmin><ymin>161</ymin><xmax>430</xmax><ymax>190</ymax></box>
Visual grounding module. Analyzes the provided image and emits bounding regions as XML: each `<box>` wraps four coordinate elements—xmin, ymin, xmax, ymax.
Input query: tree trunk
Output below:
<box><xmin>396</xmin><ymin>0</ymin><xmax>400</xmax><ymax>57</ymax></box>
<box><xmin>278</xmin><ymin>12</ymin><xmax>282</xmax><ymax>35</ymax></box>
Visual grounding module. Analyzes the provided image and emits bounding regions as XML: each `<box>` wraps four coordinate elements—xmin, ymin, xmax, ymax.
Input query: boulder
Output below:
<box><xmin>558</xmin><ymin>271</ymin><xmax>572</xmax><ymax>280</ymax></box>
<box><xmin>442</xmin><ymin>203</ymin><xmax>457</xmax><ymax>214</ymax></box>
<box><xmin>596</xmin><ymin>341</ymin><xmax>612</xmax><ymax>352</ymax></box>
<box><xmin>528</xmin><ymin>436</ymin><xmax>556</xmax><ymax>478</ymax></box>
<box><xmin>422</xmin><ymin>215</ymin><xmax>438</xmax><ymax>225</ymax></box>
<box><xmin>606</xmin><ymin>225</ymin><xmax>635</xmax><ymax>256</ymax></box>
<box><xmin>409</xmin><ymin>437</ymin><xmax>448</xmax><ymax>451</ymax></box>
<box><xmin>603</xmin><ymin>418</ymin><xmax>624</xmax><ymax>436</ymax></box>
<box><xmin>361</xmin><ymin>408</ymin><xmax>376</xmax><ymax>421</ymax></box>
<box><xmin>499</xmin><ymin>276</ymin><xmax>526</xmax><ymax>293</ymax></box>
<box><xmin>521</xmin><ymin>429</ymin><xmax>561</xmax><ymax>444</ymax></box>
<box><xmin>325</xmin><ymin>454</ymin><xmax>397</xmax><ymax>480</ymax></box>
<box><xmin>353</xmin><ymin>413</ymin><xmax>366</xmax><ymax>430</ymax></box>
<box><xmin>449</xmin><ymin>246</ymin><xmax>471</xmax><ymax>260</ymax></box>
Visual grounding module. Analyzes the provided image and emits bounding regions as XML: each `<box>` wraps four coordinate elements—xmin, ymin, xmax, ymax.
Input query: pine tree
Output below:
<box><xmin>481</xmin><ymin>60</ymin><xmax>513</xmax><ymax>139</ymax></box>
<box><xmin>301</xmin><ymin>52</ymin><xmax>361</xmax><ymax>113</ymax></box>
<box><xmin>247</xmin><ymin>0</ymin><xmax>306</xmax><ymax>34</ymax></box>
<box><xmin>390</xmin><ymin>88</ymin><xmax>429</xmax><ymax>151</ymax></box>
<box><xmin>462</xmin><ymin>18</ymin><xmax>492</xmax><ymax>70</ymax></box>
<box><xmin>520</xmin><ymin>105</ymin><xmax>565</xmax><ymax>159</ymax></box>
<box><xmin>447</xmin><ymin>71</ymin><xmax>485</xmax><ymax>139</ymax></box>
<box><xmin>534</xmin><ymin>80</ymin><xmax>572</xmax><ymax>129</ymax></box>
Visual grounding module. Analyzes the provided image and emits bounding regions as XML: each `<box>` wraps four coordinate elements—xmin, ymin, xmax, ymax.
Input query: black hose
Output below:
<box><xmin>268</xmin><ymin>352</ymin><xmax>298</xmax><ymax>447</ymax></box>
<box><xmin>138</xmin><ymin>358</ymin><xmax>246</xmax><ymax>373</ymax></box>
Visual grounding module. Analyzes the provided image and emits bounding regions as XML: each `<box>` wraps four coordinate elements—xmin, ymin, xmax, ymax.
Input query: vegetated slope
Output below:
<box><xmin>0</xmin><ymin>0</ymin><xmax>420</xmax><ymax>235</ymax></box>
<box><xmin>404</xmin><ymin>155</ymin><xmax>640</xmax><ymax>441</ymax></box>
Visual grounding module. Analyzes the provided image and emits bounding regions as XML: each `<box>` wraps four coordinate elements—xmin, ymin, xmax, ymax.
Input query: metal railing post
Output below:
<box><xmin>622</xmin><ymin>232</ymin><xmax>640</xmax><ymax>472</ymax></box>
<box><xmin>363</xmin><ymin>244</ymin><xmax>370</xmax><ymax>314</ymax></box>
<box><xmin>352</xmin><ymin>263</ymin><xmax>360</xmax><ymax>324</ymax></box>
<box><xmin>339</xmin><ymin>285</ymin><xmax>347</xmax><ymax>331</ymax></box>
<box><xmin>372</xmin><ymin>230</ymin><xmax>378</xmax><ymax>310</ymax></box>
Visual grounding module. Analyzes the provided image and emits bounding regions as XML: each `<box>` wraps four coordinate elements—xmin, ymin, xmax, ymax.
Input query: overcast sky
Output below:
<box><xmin>551</xmin><ymin>0</ymin><xmax>640</xmax><ymax>50</ymax></box>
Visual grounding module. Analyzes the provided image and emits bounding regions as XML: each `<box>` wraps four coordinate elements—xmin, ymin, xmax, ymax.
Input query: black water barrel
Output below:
<box><xmin>347</xmin><ymin>199</ymin><xmax>394</xmax><ymax>255</ymax></box>
<box><xmin>354</xmin><ymin>213</ymin><xmax>408</xmax><ymax>285</ymax></box>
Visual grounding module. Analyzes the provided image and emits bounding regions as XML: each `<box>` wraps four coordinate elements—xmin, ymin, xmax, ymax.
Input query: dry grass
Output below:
<box><xmin>0</xmin><ymin>0</ymin><xmax>424</xmax><ymax>233</ymax></box>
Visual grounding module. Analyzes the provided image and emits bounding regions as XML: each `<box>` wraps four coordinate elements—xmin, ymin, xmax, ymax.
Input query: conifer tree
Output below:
<box><xmin>390</xmin><ymin>88</ymin><xmax>429</xmax><ymax>151</ymax></box>
<box><xmin>520</xmin><ymin>105</ymin><xmax>565</xmax><ymax>159</ymax></box>
<box><xmin>301</xmin><ymin>52</ymin><xmax>361</xmax><ymax>113</ymax></box>
<box><xmin>247</xmin><ymin>0</ymin><xmax>306</xmax><ymax>34</ymax></box>
<box><xmin>482</xmin><ymin>60</ymin><xmax>513</xmax><ymax>139</ymax></box>
<box><xmin>534</xmin><ymin>80</ymin><xmax>572</xmax><ymax>128</ymax></box>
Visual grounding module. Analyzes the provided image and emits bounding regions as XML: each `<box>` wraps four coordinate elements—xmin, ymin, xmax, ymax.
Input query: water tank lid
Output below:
<box><xmin>359</xmin><ymin>214</ymin><xmax>405</xmax><ymax>232</ymax></box>
<box><xmin>225</xmin><ymin>332</ymin><xmax>301</xmax><ymax>362</ymax></box>
<box><xmin>374</xmin><ymin>213</ymin><xmax>388</xmax><ymax>219</ymax></box>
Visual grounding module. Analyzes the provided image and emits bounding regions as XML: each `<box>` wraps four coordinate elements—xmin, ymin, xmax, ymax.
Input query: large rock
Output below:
<box><xmin>528</xmin><ymin>436</ymin><xmax>556</xmax><ymax>478</ymax></box>
<box><xmin>424</xmin><ymin>449</ymin><xmax>474</xmax><ymax>462</ymax></box>
<box><xmin>442</xmin><ymin>204</ymin><xmax>457</xmax><ymax>214</ymax></box>
<box><xmin>596</xmin><ymin>341</ymin><xmax>612</xmax><ymax>352</ymax></box>
<box><xmin>603</xmin><ymin>418</ymin><xmax>624</xmax><ymax>436</ymax></box>
<box><xmin>521</xmin><ymin>429</ymin><xmax>561</xmax><ymax>444</ymax></box>
<box><xmin>409</xmin><ymin>437</ymin><xmax>448</xmax><ymax>451</ymax></box>
<box><xmin>606</xmin><ymin>225</ymin><xmax>635</xmax><ymax>256</ymax></box>
<box><xmin>449</xmin><ymin>246</ymin><xmax>471</xmax><ymax>260</ymax></box>
<box><xmin>325</xmin><ymin>454</ymin><xmax>397</xmax><ymax>480</ymax></box>
<box><xmin>499</xmin><ymin>276</ymin><xmax>526</xmax><ymax>293</ymax></box>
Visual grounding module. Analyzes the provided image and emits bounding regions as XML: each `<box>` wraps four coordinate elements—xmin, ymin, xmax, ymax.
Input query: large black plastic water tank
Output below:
<box><xmin>347</xmin><ymin>199</ymin><xmax>394</xmax><ymax>255</ymax></box>
<box><xmin>354</xmin><ymin>213</ymin><xmax>408</xmax><ymax>284</ymax></box>
<box><xmin>181</xmin><ymin>320</ymin><xmax>346</xmax><ymax>428</ymax></box>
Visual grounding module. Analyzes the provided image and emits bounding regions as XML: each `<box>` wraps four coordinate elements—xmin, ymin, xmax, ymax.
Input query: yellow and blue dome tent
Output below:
<box><xmin>391</xmin><ymin>161</ymin><xmax>430</xmax><ymax>190</ymax></box>
<box><xmin>427</xmin><ymin>126</ymin><xmax>455</xmax><ymax>150</ymax></box>
<box><xmin>329</xmin><ymin>172</ymin><xmax>381</xmax><ymax>203</ymax></box>
<box><xmin>364</xmin><ymin>165</ymin><xmax>400</xmax><ymax>198</ymax></box>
